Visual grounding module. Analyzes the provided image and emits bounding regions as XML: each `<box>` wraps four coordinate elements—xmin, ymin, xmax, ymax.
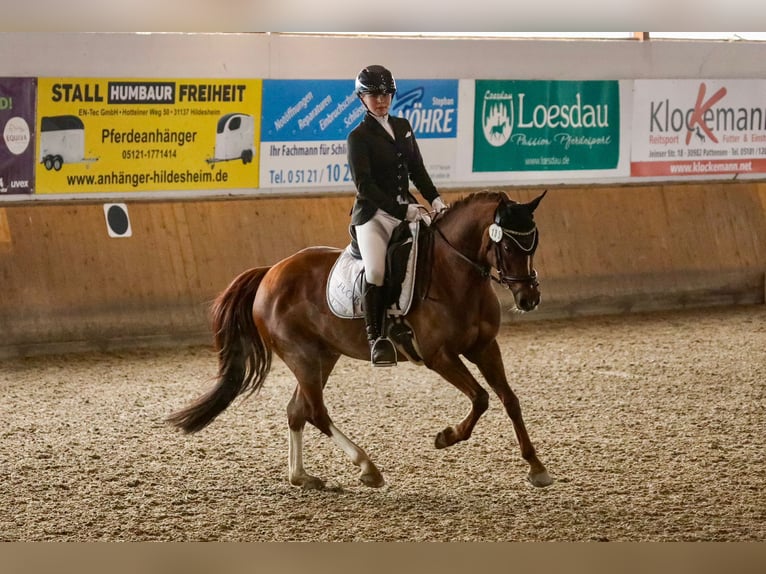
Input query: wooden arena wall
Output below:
<box><xmin>2</xmin><ymin>182</ymin><xmax>765</xmax><ymax>357</ymax></box>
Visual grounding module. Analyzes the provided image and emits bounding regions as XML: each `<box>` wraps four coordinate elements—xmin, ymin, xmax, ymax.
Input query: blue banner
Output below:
<box><xmin>259</xmin><ymin>78</ymin><xmax>459</xmax><ymax>189</ymax></box>
<box><xmin>261</xmin><ymin>79</ymin><xmax>458</xmax><ymax>143</ymax></box>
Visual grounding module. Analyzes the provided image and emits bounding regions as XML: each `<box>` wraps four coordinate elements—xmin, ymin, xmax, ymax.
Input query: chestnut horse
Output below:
<box><xmin>167</xmin><ymin>190</ymin><xmax>553</xmax><ymax>489</ymax></box>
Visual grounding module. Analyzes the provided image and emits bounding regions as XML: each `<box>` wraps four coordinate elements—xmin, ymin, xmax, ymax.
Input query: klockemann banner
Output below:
<box><xmin>1</xmin><ymin>77</ymin><xmax>36</xmax><ymax>195</ymax></box>
<box><xmin>35</xmin><ymin>78</ymin><xmax>262</xmax><ymax>194</ymax></box>
<box><xmin>260</xmin><ymin>79</ymin><xmax>459</xmax><ymax>189</ymax></box>
<box><xmin>631</xmin><ymin>79</ymin><xmax>766</xmax><ymax>177</ymax></box>
<box><xmin>473</xmin><ymin>80</ymin><xmax>620</xmax><ymax>172</ymax></box>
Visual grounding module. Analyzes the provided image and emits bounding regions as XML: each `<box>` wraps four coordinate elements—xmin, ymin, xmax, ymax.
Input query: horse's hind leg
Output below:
<box><xmin>287</xmin><ymin>391</ymin><xmax>385</xmax><ymax>489</ymax></box>
<box><xmin>285</xmin><ymin>352</ymin><xmax>384</xmax><ymax>489</ymax></box>
<box><xmin>287</xmin><ymin>394</ymin><xmax>326</xmax><ymax>490</ymax></box>
<box><xmin>466</xmin><ymin>340</ymin><xmax>553</xmax><ymax>487</ymax></box>
<box><xmin>328</xmin><ymin>422</ymin><xmax>384</xmax><ymax>488</ymax></box>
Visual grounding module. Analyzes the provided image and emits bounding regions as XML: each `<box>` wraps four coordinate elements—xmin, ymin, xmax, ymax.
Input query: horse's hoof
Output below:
<box><xmin>291</xmin><ymin>476</ymin><xmax>326</xmax><ymax>491</ymax></box>
<box><xmin>527</xmin><ymin>470</ymin><xmax>554</xmax><ymax>487</ymax></box>
<box><xmin>434</xmin><ymin>427</ymin><xmax>457</xmax><ymax>449</ymax></box>
<box><xmin>301</xmin><ymin>477</ymin><xmax>326</xmax><ymax>491</ymax></box>
<box><xmin>359</xmin><ymin>472</ymin><xmax>385</xmax><ymax>488</ymax></box>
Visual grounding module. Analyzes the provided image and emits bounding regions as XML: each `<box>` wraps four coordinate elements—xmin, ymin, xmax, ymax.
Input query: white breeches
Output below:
<box><xmin>355</xmin><ymin>209</ymin><xmax>401</xmax><ymax>286</ymax></box>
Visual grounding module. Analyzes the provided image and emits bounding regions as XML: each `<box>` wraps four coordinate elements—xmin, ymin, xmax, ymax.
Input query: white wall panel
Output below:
<box><xmin>2</xmin><ymin>33</ymin><xmax>765</xmax><ymax>80</ymax></box>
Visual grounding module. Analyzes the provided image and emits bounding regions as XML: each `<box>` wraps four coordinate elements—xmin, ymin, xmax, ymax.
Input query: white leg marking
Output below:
<box><xmin>288</xmin><ymin>428</ymin><xmax>305</xmax><ymax>484</ymax></box>
<box><xmin>328</xmin><ymin>423</ymin><xmax>376</xmax><ymax>475</ymax></box>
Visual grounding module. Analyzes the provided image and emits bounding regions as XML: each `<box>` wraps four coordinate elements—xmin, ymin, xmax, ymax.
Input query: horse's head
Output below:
<box><xmin>432</xmin><ymin>189</ymin><xmax>546</xmax><ymax>312</ymax></box>
<box><xmin>483</xmin><ymin>190</ymin><xmax>546</xmax><ymax>312</ymax></box>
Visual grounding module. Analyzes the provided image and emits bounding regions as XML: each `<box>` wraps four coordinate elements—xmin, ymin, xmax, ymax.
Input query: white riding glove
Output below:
<box><xmin>405</xmin><ymin>204</ymin><xmax>431</xmax><ymax>226</ymax></box>
<box><xmin>431</xmin><ymin>197</ymin><xmax>449</xmax><ymax>213</ymax></box>
<box><xmin>405</xmin><ymin>204</ymin><xmax>423</xmax><ymax>222</ymax></box>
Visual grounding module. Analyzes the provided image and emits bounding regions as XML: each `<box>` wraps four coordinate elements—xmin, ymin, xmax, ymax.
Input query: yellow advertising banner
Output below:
<box><xmin>36</xmin><ymin>78</ymin><xmax>262</xmax><ymax>193</ymax></box>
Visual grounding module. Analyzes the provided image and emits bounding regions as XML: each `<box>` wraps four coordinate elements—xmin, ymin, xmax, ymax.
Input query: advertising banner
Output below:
<box><xmin>0</xmin><ymin>78</ymin><xmax>36</xmax><ymax>195</ymax></box>
<box><xmin>472</xmin><ymin>80</ymin><xmax>621</xmax><ymax>173</ymax></box>
<box><xmin>35</xmin><ymin>78</ymin><xmax>262</xmax><ymax>194</ymax></box>
<box><xmin>631</xmin><ymin>79</ymin><xmax>766</xmax><ymax>177</ymax></box>
<box><xmin>260</xmin><ymin>79</ymin><xmax>459</xmax><ymax>190</ymax></box>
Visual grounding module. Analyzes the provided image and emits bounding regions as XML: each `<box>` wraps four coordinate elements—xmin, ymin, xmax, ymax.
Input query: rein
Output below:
<box><xmin>432</xmin><ymin>224</ymin><xmax>492</xmax><ymax>280</ymax></box>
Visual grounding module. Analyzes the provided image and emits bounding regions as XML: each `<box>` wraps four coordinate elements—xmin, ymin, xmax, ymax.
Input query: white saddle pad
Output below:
<box><xmin>326</xmin><ymin>221</ymin><xmax>420</xmax><ymax>319</ymax></box>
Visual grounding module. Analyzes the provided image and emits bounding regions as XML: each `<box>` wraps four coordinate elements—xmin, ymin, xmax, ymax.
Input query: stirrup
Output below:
<box><xmin>370</xmin><ymin>337</ymin><xmax>397</xmax><ymax>367</ymax></box>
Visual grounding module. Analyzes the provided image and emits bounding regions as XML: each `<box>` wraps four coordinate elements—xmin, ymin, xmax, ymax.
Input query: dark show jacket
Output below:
<box><xmin>347</xmin><ymin>112</ymin><xmax>440</xmax><ymax>226</ymax></box>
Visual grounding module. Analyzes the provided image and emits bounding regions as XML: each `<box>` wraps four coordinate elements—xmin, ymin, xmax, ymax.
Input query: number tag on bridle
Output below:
<box><xmin>488</xmin><ymin>223</ymin><xmax>504</xmax><ymax>243</ymax></box>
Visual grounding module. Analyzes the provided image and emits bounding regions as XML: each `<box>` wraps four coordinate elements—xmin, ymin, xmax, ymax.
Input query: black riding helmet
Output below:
<box><xmin>355</xmin><ymin>65</ymin><xmax>397</xmax><ymax>97</ymax></box>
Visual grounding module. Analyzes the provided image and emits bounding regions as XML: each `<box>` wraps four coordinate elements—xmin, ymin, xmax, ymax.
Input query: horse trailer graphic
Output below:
<box><xmin>206</xmin><ymin>113</ymin><xmax>255</xmax><ymax>166</ymax></box>
<box><xmin>39</xmin><ymin>115</ymin><xmax>98</xmax><ymax>170</ymax></box>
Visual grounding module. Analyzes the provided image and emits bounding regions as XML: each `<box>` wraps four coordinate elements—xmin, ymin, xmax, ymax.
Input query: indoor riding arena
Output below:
<box><xmin>1</xmin><ymin>31</ymin><xmax>765</xmax><ymax>545</ymax></box>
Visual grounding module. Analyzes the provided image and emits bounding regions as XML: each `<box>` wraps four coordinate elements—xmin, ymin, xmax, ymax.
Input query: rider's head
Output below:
<box><xmin>355</xmin><ymin>65</ymin><xmax>396</xmax><ymax>117</ymax></box>
<box><xmin>355</xmin><ymin>65</ymin><xmax>397</xmax><ymax>98</ymax></box>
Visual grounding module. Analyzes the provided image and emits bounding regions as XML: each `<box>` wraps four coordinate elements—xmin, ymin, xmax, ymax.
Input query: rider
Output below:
<box><xmin>347</xmin><ymin>64</ymin><xmax>448</xmax><ymax>366</ymax></box>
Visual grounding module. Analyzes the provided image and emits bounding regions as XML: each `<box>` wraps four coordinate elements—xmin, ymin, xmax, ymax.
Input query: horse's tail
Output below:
<box><xmin>166</xmin><ymin>266</ymin><xmax>273</xmax><ymax>434</ymax></box>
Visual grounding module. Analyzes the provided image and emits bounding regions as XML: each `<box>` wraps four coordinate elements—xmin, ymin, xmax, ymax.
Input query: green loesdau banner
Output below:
<box><xmin>473</xmin><ymin>80</ymin><xmax>620</xmax><ymax>172</ymax></box>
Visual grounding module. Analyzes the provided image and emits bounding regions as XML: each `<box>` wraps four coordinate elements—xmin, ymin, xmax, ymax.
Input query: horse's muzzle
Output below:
<box><xmin>503</xmin><ymin>272</ymin><xmax>540</xmax><ymax>312</ymax></box>
<box><xmin>515</xmin><ymin>289</ymin><xmax>541</xmax><ymax>312</ymax></box>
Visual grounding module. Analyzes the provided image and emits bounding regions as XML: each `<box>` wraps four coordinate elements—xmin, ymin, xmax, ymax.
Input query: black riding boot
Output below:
<box><xmin>362</xmin><ymin>284</ymin><xmax>397</xmax><ymax>367</ymax></box>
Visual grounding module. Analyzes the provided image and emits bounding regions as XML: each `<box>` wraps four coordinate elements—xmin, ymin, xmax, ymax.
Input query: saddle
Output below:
<box><xmin>326</xmin><ymin>220</ymin><xmax>425</xmax><ymax>364</ymax></box>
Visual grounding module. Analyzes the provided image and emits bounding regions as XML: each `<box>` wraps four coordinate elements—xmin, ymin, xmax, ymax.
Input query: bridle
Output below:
<box><xmin>490</xmin><ymin>225</ymin><xmax>539</xmax><ymax>288</ymax></box>
<box><xmin>432</xmin><ymin>216</ymin><xmax>539</xmax><ymax>290</ymax></box>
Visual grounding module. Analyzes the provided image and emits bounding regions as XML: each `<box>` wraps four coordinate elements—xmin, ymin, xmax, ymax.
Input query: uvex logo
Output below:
<box><xmin>685</xmin><ymin>82</ymin><xmax>727</xmax><ymax>145</ymax></box>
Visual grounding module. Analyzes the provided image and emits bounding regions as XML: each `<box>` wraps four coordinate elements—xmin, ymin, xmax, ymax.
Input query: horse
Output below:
<box><xmin>167</xmin><ymin>190</ymin><xmax>553</xmax><ymax>489</ymax></box>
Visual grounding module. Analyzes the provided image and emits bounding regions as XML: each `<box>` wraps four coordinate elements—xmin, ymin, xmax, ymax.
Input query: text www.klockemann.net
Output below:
<box><xmin>669</xmin><ymin>160</ymin><xmax>753</xmax><ymax>174</ymax></box>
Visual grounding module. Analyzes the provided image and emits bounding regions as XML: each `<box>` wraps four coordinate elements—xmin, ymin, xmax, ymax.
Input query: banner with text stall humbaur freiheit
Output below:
<box><xmin>631</xmin><ymin>79</ymin><xmax>766</xmax><ymax>178</ymax></box>
<box><xmin>35</xmin><ymin>78</ymin><xmax>262</xmax><ymax>194</ymax></box>
<box><xmin>469</xmin><ymin>80</ymin><xmax>624</xmax><ymax>180</ymax></box>
<box><xmin>260</xmin><ymin>79</ymin><xmax>459</xmax><ymax>190</ymax></box>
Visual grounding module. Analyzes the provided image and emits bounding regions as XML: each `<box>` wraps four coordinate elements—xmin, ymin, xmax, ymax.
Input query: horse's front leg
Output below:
<box><xmin>466</xmin><ymin>339</ymin><xmax>553</xmax><ymax>487</ymax></box>
<box><xmin>426</xmin><ymin>351</ymin><xmax>490</xmax><ymax>448</ymax></box>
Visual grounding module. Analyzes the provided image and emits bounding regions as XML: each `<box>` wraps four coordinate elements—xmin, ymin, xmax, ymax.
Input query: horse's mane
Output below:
<box><xmin>436</xmin><ymin>190</ymin><xmax>507</xmax><ymax>223</ymax></box>
<box><xmin>452</xmin><ymin>190</ymin><xmax>507</xmax><ymax>209</ymax></box>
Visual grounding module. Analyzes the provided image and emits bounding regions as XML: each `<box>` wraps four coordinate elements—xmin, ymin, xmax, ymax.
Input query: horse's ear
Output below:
<box><xmin>526</xmin><ymin>189</ymin><xmax>548</xmax><ymax>213</ymax></box>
